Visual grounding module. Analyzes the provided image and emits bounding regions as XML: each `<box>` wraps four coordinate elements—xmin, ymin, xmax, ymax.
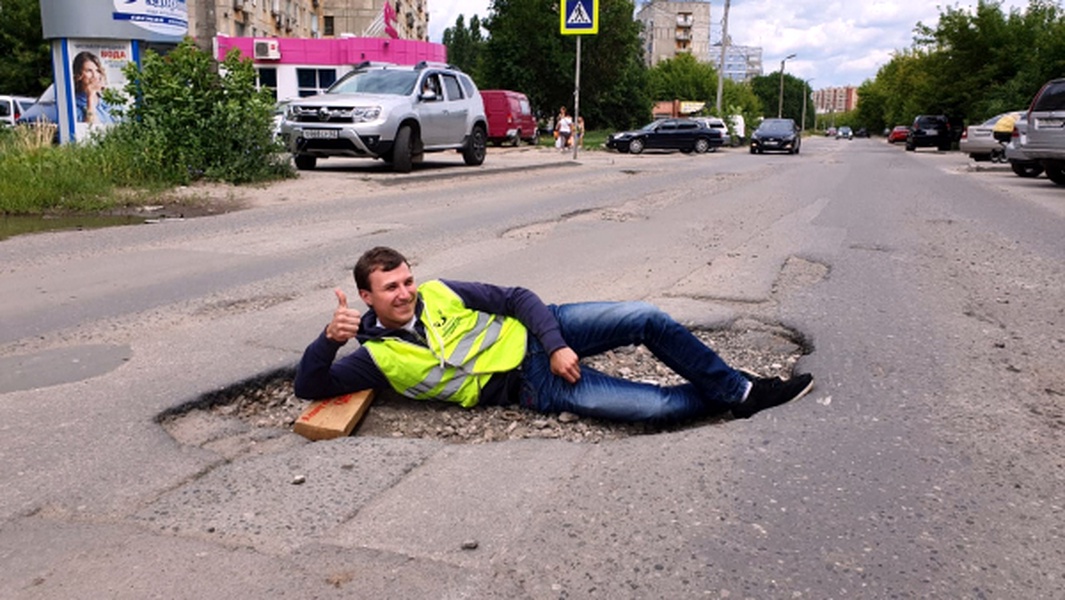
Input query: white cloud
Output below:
<box><xmin>427</xmin><ymin>0</ymin><xmax>1031</xmax><ymax>88</ymax></box>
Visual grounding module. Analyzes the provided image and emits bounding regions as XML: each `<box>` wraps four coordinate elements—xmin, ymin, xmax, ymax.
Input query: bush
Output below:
<box><xmin>103</xmin><ymin>39</ymin><xmax>293</xmax><ymax>185</ymax></box>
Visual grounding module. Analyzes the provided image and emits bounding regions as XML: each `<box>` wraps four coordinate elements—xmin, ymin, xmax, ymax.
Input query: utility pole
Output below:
<box><xmin>714</xmin><ymin>0</ymin><xmax>730</xmax><ymax>115</ymax></box>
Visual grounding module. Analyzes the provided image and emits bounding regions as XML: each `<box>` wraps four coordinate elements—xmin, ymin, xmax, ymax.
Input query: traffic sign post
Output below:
<box><xmin>560</xmin><ymin>0</ymin><xmax>598</xmax><ymax>159</ymax></box>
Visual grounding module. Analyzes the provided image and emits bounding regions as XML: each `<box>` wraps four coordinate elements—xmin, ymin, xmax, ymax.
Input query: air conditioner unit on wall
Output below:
<box><xmin>253</xmin><ymin>39</ymin><xmax>281</xmax><ymax>60</ymax></box>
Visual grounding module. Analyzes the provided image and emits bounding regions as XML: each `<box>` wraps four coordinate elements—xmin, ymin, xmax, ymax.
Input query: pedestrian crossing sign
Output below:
<box><xmin>561</xmin><ymin>0</ymin><xmax>598</xmax><ymax>35</ymax></box>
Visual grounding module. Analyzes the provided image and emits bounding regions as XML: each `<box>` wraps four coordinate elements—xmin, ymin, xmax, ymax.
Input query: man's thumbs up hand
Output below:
<box><xmin>326</xmin><ymin>287</ymin><xmax>361</xmax><ymax>343</ymax></box>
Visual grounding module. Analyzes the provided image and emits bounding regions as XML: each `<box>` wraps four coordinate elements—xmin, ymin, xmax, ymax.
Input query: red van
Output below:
<box><xmin>481</xmin><ymin>90</ymin><xmax>539</xmax><ymax>146</ymax></box>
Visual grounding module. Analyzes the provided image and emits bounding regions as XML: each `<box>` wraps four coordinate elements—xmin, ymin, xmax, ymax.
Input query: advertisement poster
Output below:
<box><xmin>67</xmin><ymin>39</ymin><xmax>133</xmax><ymax>141</ymax></box>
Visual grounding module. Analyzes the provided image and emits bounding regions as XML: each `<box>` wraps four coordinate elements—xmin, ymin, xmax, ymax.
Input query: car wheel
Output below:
<box><xmin>294</xmin><ymin>154</ymin><xmax>317</xmax><ymax>170</ymax></box>
<box><xmin>906</xmin><ymin>143</ymin><xmax>915</xmax><ymax>151</ymax></box>
<box><xmin>1045</xmin><ymin>164</ymin><xmax>1065</xmax><ymax>185</ymax></box>
<box><xmin>392</xmin><ymin>125</ymin><xmax>415</xmax><ymax>173</ymax></box>
<box><xmin>530</xmin><ymin>129</ymin><xmax>540</xmax><ymax>146</ymax></box>
<box><xmin>463</xmin><ymin>124</ymin><xmax>487</xmax><ymax>166</ymax></box>
<box><xmin>1010</xmin><ymin>161</ymin><xmax>1044</xmax><ymax>178</ymax></box>
<box><xmin>749</xmin><ymin>146</ymin><xmax>756</xmax><ymax>154</ymax></box>
<box><xmin>694</xmin><ymin>138</ymin><xmax>710</xmax><ymax>154</ymax></box>
<box><xmin>628</xmin><ymin>138</ymin><xmax>645</xmax><ymax>154</ymax></box>
<box><xmin>512</xmin><ymin>131</ymin><xmax>522</xmax><ymax>147</ymax></box>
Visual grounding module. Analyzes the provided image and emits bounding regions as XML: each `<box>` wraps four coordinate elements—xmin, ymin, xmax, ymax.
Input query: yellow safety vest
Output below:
<box><xmin>363</xmin><ymin>280</ymin><xmax>528</xmax><ymax>407</ymax></box>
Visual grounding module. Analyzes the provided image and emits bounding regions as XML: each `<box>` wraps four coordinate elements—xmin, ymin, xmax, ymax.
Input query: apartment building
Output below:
<box><xmin>813</xmin><ymin>86</ymin><xmax>859</xmax><ymax>113</ymax></box>
<box><xmin>321</xmin><ymin>0</ymin><xmax>428</xmax><ymax>40</ymax></box>
<box><xmin>635</xmin><ymin>0</ymin><xmax>712</xmax><ymax>67</ymax></box>
<box><xmin>712</xmin><ymin>43</ymin><xmax>762</xmax><ymax>82</ymax></box>
<box><xmin>188</xmin><ymin>0</ymin><xmax>324</xmax><ymax>44</ymax></box>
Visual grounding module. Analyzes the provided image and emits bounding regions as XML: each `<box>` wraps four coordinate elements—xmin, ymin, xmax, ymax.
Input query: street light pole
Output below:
<box><xmin>777</xmin><ymin>53</ymin><xmax>796</xmax><ymax>118</ymax></box>
<box><xmin>714</xmin><ymin>0</ymin><xmax>731</xmax><ymax>115</ymax></box>
<box><xmin>801</xmin><ymin>78</ymin><xmax>813</xmax><ymax>133</ymax></box>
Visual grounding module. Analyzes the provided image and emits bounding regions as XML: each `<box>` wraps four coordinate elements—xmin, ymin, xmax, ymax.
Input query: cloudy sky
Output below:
<box><xmin>426</xmin><ymin>0</ymin><xmax>1030</xmax><ymax>89</ymax></box>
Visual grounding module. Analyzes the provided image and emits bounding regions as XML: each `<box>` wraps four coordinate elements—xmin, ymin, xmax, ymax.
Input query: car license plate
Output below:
<box><xmin>1037</xmin><ymin>117</ymin><xmax>1065</xmax><ymax>128</ymax></box>
<box><xmin>302</xmin><ymin>129</ymin><xmax>338</xmax><ymax>139</ymax></box>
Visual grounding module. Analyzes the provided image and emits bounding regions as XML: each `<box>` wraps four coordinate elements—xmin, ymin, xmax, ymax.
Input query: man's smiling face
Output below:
<box><xmin>359</xmin><ymin>262</ymin><xmax>417</xmax><ymax>329</ymax></box>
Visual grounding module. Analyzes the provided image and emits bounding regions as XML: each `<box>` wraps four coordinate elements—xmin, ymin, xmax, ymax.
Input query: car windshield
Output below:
<box><xmin>758</xmin><ymin>120</ymin><xmax>793</xmax><ymax>134</ymax></box>
<box><xmin>641</xmin><ymin>121</ymin><xmax>663</xmax><ymax>131</ymax></box>
<box><xmin>327</xmin><ymin>69</ymin><xmax>419</xmax><ymax>95</ymax></box>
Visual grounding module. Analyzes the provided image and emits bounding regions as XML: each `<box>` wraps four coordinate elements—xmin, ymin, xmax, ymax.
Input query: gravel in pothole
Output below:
<box><xmin>170</xmin><ymin>325</ymin><xmax>807</xmax><ymax>445</ymax></box>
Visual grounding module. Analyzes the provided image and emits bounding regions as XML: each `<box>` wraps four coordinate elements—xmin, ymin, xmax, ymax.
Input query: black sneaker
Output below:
<box><xmin>732</xmin><ymin>373</ymin><xmax>814</xmax><ymax>419</ymax></box>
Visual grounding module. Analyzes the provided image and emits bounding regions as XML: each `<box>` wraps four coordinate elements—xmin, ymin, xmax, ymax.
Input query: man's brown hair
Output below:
<box><xmin>353</xmin><ymin>246</ymin><xmax>409</xmax><ymax>291</ymax></box>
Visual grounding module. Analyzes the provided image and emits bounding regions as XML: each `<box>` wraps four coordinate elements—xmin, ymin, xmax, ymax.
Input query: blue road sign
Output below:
<box><xmin>561</xmin><ymin>0</ymin><xmax>598</xmax><ymax>35</ymax></box>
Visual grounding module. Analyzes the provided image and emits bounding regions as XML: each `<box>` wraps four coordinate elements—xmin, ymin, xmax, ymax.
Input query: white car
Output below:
<box><xmin>279</xmin><ymin>61</ymin><xmax>487</xmax><ymax>173</ymax></box>
<box><xmin>0</xmin><ymin>95</ymin><xmax>37</xmax><ymax>127</ymax></box>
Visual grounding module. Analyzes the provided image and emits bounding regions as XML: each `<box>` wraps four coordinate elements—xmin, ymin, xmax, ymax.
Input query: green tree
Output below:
<box><xmin>749</xmin><ymin>72</ymin><xmax>807</xmax><ymax>122</ymax></box>
<box><xmin>442</xmin><ymin>14</ymin><xmax>486</xmax><ymax>81</ymax></box>
<box><xmin>646</xmin><ymin>52</ymin><xmax>717</xmax><ymax>103</ymax></box>
<box><xmin>0</xmin><ymin>0</ymin><xmax>52</xmax><ymax>95</ymax></box>
<box><xmin>482</xmin><ymin>0</ymin><xmax>648</xmax><ymax>129</ymax></box>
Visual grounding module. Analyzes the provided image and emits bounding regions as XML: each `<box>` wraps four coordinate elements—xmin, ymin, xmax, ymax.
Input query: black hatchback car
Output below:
<box><xmin>750</xmin><ymin>118</ymin><xmax>801</xmax><ymax>154</ymax></box>
<box><xmin>606</xmin><ymin>119</ymin><xmax>723</xmax><ymax>154</ymax></box>
<box><xmin>906</xmin><ymin>115</ymin><xmax>952</xmax><ymax>151</ymax></box>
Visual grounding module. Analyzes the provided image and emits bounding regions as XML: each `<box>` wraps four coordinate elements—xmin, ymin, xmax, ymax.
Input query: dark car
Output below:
<box><xmin>750</xmin><ymin>118</ymin><xmax>801</xmax><ymax>154</ymax></box>
<box><xmin>906</xmin><ymin>115</ymin><xmax>952</xmax><ymax>151</ymax></box>
<box><xmin>606</xmin><ymin>118</ymin><xmax>722</xmax><ymax>154</ymax></box>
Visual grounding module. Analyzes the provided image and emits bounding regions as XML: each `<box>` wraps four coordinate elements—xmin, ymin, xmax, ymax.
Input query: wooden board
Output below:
<box><xmin>292</xmin><ymin>389</ymin><xmax>375</xmax><ymax>441</ymax></box>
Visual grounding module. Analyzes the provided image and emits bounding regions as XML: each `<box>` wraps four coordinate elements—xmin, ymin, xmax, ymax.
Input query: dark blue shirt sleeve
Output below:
<box><xmin>293</xmin><ymin>330</ymin><xmax>389</xmax><ymax>400</ymax></box>
<box><xmin>440</xmin><ymin>279</ymin><xmax>568</xmax><ymax>355</ymax></box>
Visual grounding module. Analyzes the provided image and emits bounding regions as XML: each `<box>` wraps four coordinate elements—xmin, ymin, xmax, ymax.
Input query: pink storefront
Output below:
<box><xmin>214</xmin><ymin>36</ymin><xmax>448</xmax><ymax>102</ymax></box>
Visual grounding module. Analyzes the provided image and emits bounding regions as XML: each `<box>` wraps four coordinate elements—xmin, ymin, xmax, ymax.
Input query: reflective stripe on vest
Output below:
<box><xmin>363</xmin><ymin>280</ymin><xmax>527</xmax><ymax>407</ymax></box>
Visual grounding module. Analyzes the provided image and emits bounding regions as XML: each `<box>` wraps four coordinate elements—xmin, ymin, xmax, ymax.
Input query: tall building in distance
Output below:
<box><xmin>185</xmin><ymin>1</ymin><xmax>428</xmax><ymax>47</ymax></box>
<box><xmin>321</xmin><ymin>0</ymin><xmax>428</xmax><ymax>40</ymax></box>
<box><xmin>635</xmin><ymin>0</ymin><xmax>712</xmax><ymax>67</ymax></box>
<box><xmin>188</xmin><ymin>0</ymin><xmax>324</xmax><ymax>44</ymax></box>
<box><xmin>712</xmin><ymin>42</ymin><xmax>763</xmax><ymax>82</ymax></box>
<box><xmin>813</xmin><ymin>86</ymin><xmax>859</xmax><ymax>113</ymax></box>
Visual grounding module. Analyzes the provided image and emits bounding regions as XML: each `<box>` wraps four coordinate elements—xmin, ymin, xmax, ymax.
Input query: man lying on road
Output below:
<box><xmin>295</xmin><ymin>246</ymin><xmax>814</xmax><ymax>423</ymax></box>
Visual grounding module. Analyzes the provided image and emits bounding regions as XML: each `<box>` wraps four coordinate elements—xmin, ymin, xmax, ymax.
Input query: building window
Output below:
<box><xmin>324</xmin><ymin>15</ymin><xmax>334</xmax><ymax>36</ymax></box>
<box><xmin>297</xmin><ymin>68</ymin><xmax>337</xmax><ymax>97</ymax></box>
<box><xmin>257</xmin><ymin>67</ymin><xmax>278</xmax><ymax>101</ymax></box>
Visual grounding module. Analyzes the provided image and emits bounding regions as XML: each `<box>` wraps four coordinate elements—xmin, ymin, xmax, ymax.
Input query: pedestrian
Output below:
<box><xmin>555</xmin><ymin>107</ymin><xmax>572</xmax><ymax>151</ymax></box>
<box><xmin>295</xmin><ymin>247</ymin><xmax>815</xmax><ymax>424</ymax></box>
<box><xmin>992</xmin><ymin>112</ymin><xmax>1019</xmax><ymax>145</ymax></box>
<box><xmin>574</xmin><ymin>116</ymin><xmax>585</xmax><ymax>149</ymax></box>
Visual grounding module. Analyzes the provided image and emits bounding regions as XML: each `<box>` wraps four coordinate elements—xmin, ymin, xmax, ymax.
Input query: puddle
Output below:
<box><xmin>1</xmin><ymin>213</ymin><xmax>146</xmax><ymax>241</ymax></box>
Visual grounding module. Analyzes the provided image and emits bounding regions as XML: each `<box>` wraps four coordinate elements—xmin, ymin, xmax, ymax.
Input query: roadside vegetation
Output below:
<box><xmin>0</xmin><ymin>41</ymin><xmax>292</xmax><ymax>216</ymax></box>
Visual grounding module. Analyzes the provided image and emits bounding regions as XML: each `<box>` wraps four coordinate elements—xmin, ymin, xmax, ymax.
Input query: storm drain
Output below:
<box><xmin>160</xmin><ymin>321</ymin><xmax>809</xmax><ymax>452</ymax></box>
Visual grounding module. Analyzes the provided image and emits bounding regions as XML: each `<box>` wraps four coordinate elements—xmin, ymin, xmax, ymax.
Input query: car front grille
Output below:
<box><xmin>290</xmin><ymin>106</ymin><xmax>356</xmax><ymax>123</ymax></box>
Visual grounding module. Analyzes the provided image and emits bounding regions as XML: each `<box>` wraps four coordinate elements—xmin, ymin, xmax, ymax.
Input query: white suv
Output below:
<box><xmin>279</xmin><ymin>62</ymin><xmax>487</xmax><ymax>173</ymax></box>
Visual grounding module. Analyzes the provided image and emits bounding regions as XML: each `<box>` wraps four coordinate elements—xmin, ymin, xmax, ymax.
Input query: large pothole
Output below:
<box><xmin>161</xmin><ymin>320</ymin><xmax>810</xmax><ymax>452</ymax></box>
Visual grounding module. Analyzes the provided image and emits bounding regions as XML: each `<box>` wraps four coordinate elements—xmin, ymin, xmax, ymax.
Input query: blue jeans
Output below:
<box><xmin>519</xmin><ymin>302</ymin><xmax>748</xmax><ymax>423</ymax></box>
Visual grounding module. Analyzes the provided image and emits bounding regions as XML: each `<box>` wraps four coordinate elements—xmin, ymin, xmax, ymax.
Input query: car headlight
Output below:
<box><xmin>352</xmin><ymin>106</ymin><xmax>381</xmax><ymax>122</ymax></box>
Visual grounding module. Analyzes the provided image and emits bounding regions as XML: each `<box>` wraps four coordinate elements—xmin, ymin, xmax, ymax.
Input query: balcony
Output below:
<box><xmin>675</xmin><ymin>30</ymin><xmax>691</xmax><ymax>41</ymax></box>
<box><xmin>677</xmin><ymin>15</ymin><xmax>693</xmax><ymax>27</ymax></box>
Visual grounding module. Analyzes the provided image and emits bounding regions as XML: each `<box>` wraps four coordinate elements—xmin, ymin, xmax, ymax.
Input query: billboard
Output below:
<box><xmin>59</xmin><ymin>39</ymin><xmax>134</xmax><ymax>142</ymax></box>
<box><xmin>41</xmin><ymin>0</ymin><xmax>187</xmax><ymax>42</ymax></box>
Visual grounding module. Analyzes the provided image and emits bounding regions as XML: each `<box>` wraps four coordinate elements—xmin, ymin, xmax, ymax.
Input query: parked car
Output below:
<box><xmin>0</xmin><ymin>95</ymin><xmax>37</xmax><ymax>127</ymax></box>
<box><xmin>836</xmin><ymin>126</ymin><xmax>853</xmax><ymax>140</ymax></box>
<box><xmin>906</xmin><ymin>115</ymin><xmax>953</xmax><ymax>151</ymax></box>
<box><xmin>750</xmin><ymin>118</ymin><xmax>801</xmax><ymax>154</ymax></box>
<box><xmin>1004</xmin><ymin>115</ymin><xmax>1043</xmax><ymax>178</ymax></box>
<box><xmin>694</xmin><ymin>116</ymin><xmax>729</xmax><ymax>138</ymax></box>
<box><xmin>481</xmin><ymin>90</ymin><xmax>539</xmax><ymax>146</ymax></box>
<box><xmin>278</xmin><ymin>61</ymin><xmax>487</xmax><ymax>173</ymax></box>
<box><xmin>959</xmin><ymin>111</ymin><xmax>1023</xmax><ymax>162</ymax></box>
<box><xmin>855</xmin><ymin>127</ymin><xmax>869</xmax><ymax>138</ymax></box>
<box><xmin>824</xmin><ymin>127</ymin><xmax>837</xmax><ymax>137</ymax></box>
<box><xmin>887</xmin><ymin>125</ymin><xmax>910</xmax><ymax>143</ymax></box>
<box><xmin>605</xmin><ymin>118</ymin><xmax>723</xmax><ymax>154</ymax></box>
<box><xmin>1023</xmin><ymin>77</ymin><xmax>1065</xmax><ymax>185</ymax></box>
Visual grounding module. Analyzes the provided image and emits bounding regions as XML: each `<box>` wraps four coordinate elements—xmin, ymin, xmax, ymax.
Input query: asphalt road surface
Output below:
<box><xmin>1</xmin><ymin>137</ymin><xmax>1062</xmax><ymax>598</ymax></box>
